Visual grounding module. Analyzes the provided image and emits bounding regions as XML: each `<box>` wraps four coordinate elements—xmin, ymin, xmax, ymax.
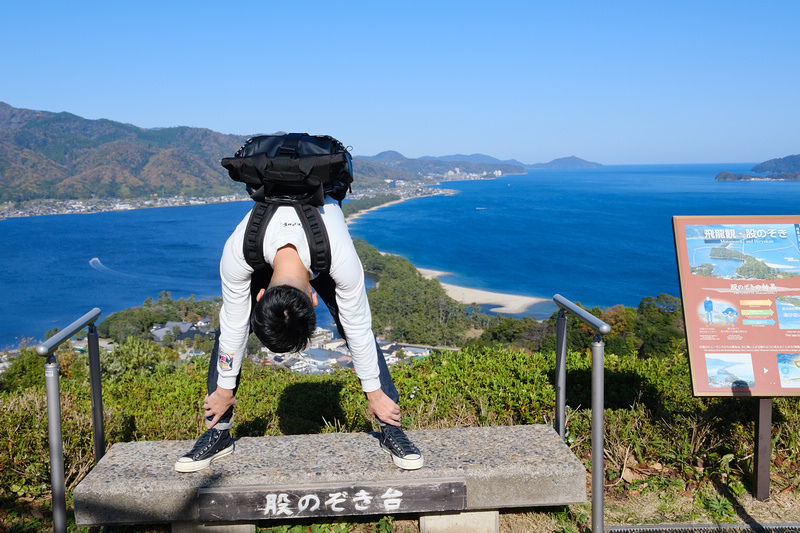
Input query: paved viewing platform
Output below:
<box><xmin>74</xmin><ymin>425</ymin><xmax>586</xmax><ymax>533</ymax></box>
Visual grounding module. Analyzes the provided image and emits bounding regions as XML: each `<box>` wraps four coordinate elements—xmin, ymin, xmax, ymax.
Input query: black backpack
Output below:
<box><xmin>221</xmin><ymin>133</ymin><xmax>353</xmax><ymax>274</ymax></box>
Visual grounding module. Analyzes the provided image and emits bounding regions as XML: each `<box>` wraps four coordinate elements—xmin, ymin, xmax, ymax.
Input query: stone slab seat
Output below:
<box><xmin>74</xmin><ymin>425</ymin><xmax>586</xmax><ymax>530</ymax></box>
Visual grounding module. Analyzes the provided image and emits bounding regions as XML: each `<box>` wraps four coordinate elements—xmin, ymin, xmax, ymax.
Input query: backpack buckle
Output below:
<box><xmin>278</xmin><ymin>133</ymin><xmax>303</xmax><ymax>155</ymax></box>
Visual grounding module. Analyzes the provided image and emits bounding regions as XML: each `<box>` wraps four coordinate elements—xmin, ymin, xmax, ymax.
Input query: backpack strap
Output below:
<box><xmin>243</xmin><ymin>200</ymin><xmax>332</xmax><ymax>274</ymax></box>
<box><xmin>243</xmin><ymin>201</ymin><xmax>278</xmax><ymax>272</ymax></box>
<box><xmin>295</xmin><ymin>203</ymin><xmax>331</xmax><ymax>273</ymax></box>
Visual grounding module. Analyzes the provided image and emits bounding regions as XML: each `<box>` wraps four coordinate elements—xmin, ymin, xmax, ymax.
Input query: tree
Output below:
<box><xmin>100</xmin><ymin>337</ymin><xmax>178</xmax><ymax>380</ymax></box>
<box><xmin>162</xmin><ymin>331</ymin><xmax>175</xmax><ymax>347</ymax></box>
<box><xmin>98</xmin><ymin>293</ymin><xmax>222</xmax><ymax>344</ymax></box>
<box><xmin>600</xmin><ymin>304</ymin><xmax>640</xmax><ymax>356</ymax></box>
<box><xmin>0</xmin><ymin>349</ymin><xmax>44</xmax><ymax>392</ymax></box>
<box><xmin>355</xmin><ymin>239</ymin><xmax>473</xmax><ymax>346</ymax></box>
<box><xmin>635</xmin><ymin>294</ymin><xmax>686</xmax><ymax>359</ymax></box>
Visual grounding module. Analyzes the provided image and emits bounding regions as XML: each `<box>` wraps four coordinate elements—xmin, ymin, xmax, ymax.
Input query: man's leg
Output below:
<box><xmin>373</xmin><ymin>337</ymin><xmax>399</xmax><ymax>404</ymax></box>
<box><xmin>204</xmin><ymin>331</ymin><xmax>239</xmax><ymax>430</ymax></box>
<box><xmin>174</xmin><ymin>331</ymin><xmax>237</xmax><ymax>472</ymax></box>
<box><xmin>311</xmin><ymin>273</ymin><xmax>422</xmax><ymax>470</ymax></box>
<box><xmin>311</xmin><ymin>274</ymin><xmax>398</xmax><ymax>403</ymax></box>
<box><xmin>200</xmin><ymin>268</ymin><xmax>270</xmax><ymax>428</ymax></box>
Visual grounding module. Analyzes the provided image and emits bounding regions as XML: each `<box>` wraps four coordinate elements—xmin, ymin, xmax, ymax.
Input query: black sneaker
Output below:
<box><xmin>174</xmin><ymin>428</ymin><xmax>234</xmax><ymax>472</ymax></box>
<box><xmin>379</xmin><ymin>425</ymin><xmax>423</xmax><ymax>470</ymax></box>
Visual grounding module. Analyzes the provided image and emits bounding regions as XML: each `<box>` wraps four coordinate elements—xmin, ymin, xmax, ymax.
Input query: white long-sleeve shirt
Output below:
<box><xmin>215</xmin><ymin>198</ymin><xmax>381</xmax><ymax>393</ymax></box>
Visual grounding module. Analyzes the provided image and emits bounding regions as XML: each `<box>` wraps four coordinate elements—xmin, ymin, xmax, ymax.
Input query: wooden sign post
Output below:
<box><xmin>674</xmin><ymin>216</ymin><xmax>800</xmax><ymax>500</ymax></box>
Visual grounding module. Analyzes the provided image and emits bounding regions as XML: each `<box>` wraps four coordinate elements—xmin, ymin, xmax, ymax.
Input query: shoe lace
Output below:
<box><xmin>383</xmin><ymin>426</ymin><xmax>417</xmax><ymax>453</ymax></box>
<box><xmin>191</xmin><ymin>429</ymin><xmax>220</xmax><ymax>454</ymax></box>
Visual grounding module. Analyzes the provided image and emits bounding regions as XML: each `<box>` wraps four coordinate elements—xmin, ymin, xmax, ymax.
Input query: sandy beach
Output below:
<box><xmin>418</xmin><ymin>268</ymin><xmax>548</xmax><ymax>314</ymax></box>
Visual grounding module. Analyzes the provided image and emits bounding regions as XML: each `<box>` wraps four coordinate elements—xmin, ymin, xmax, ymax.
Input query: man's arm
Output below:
<box><xmin>205</xmin><ymin>219</ymin><xmax>254</xmax><ymax>427</ymax></box>
<box><xmin>216</xmin><ymin>230</ymin><xmax>255</xmax><ymax>389</ymax></box>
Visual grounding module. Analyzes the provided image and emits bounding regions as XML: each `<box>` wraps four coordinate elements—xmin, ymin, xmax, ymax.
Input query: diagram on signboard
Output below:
<box><xmin>697</xmin><ymin>296</ymin><xmax>742</xmax><ymax>327</ymax></box>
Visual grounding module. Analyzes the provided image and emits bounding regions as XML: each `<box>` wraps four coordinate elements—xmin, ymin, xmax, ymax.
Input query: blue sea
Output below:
<box><xmin>2</xmin><ymin>163</ymin><xmax>798</xmax><ymax>350</ymax></box>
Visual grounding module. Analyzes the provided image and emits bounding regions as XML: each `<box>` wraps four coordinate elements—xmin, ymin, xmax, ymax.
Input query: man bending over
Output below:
<box><xmin>174</xmin><ymin>193</ymin><xmax>423</xmax><ymax>472</ymax></box>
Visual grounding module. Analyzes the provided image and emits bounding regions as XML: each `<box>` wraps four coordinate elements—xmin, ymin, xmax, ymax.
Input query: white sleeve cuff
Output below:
<box><xmin>360</xmin><ymin>377</ymin><xmax>382</xmax><ymax>393</ymax></box>
<box><xmin>216</xmin><ymin>374</ymin><xmax>238</xmax><ymax>390</ymax></box>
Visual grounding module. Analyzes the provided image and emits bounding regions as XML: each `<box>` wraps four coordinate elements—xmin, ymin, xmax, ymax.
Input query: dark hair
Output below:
<box><xmin>250</xmin><ymin>285</ymin><xmax>316</xmax><ymax>353</ymax></box>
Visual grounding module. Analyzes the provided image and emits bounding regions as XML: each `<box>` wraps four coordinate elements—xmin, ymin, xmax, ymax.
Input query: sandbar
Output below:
<box><xmin>418</xmin><ymin>268</ymin><xmax>548</xmax><ymax>314</ymax></box>
<box><xmin>345</xmin><ymin>197</ymin><xmax>413</xmax><ymax>225</ymax></box>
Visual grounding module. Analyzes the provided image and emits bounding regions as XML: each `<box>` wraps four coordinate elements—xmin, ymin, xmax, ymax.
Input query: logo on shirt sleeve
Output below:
<box><xmin>219</xmin><ymin>349</ymin><xmax>234</xmax><ymax>371</ymax></box>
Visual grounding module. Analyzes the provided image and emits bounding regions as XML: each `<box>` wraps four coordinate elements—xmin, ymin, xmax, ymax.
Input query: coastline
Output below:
<box><xmin>344</xmin><ymin>194</ymin><xmax>548</xmax><ymax>315</ymax></box>
<box><xmin>345</xmin><ymin>196</ymin><xmax>417</xmax><ymax>225</ymax></box>
<box><xmin>418</xmin><ymin>268</ymin><xmax>548</xmax><ymax>314</ymax></box>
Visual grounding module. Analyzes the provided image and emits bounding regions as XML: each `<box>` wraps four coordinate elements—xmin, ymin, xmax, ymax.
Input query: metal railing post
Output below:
<box><xmin>87</xmin><ymin>323</ymin><xmax>106</xmax><ymax>461</ymax></box>
<box><xmin>552</xmin><ymin>294</ymin><xmax>609</xmax><ymax>533</ymax></box>
<box><xmin>44</xmin><ymin>356</ymin><xmax>67</xmax><ymax>533</ymax></box>
<box><xmin>555</xmin><ymin>309</ymin><xmax>567</xmax><ymax>439</ymax></box>
<box><xmin>36</xmin><ymin>307</ymin><xmax>102</xmax><ymax>533</ymax></box>
<box><xmin>591</xmin><ymin>335</ymin><xmax>606</xmax><ymax>533</ymax></box>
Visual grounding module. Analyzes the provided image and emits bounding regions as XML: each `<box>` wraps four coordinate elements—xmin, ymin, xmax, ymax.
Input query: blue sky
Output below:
<box><xmin>1</xmin><ymin>1</ymin><xmax>798</xmax><ymax>165</ymax></box>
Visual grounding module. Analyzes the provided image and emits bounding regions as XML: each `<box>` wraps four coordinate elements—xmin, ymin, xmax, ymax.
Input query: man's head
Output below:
<box><xmin>250</xmin><ymin>285</ymin><xmax>317</xmax><ymax>353</ymax></box>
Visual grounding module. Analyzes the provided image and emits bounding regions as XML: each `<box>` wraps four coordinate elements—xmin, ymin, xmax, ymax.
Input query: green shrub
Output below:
<box><xmin>4</xmin><ymin>337</ymin><xmax>800</xmax><ymax>531</ymax></box>
<box><xmin>0</xmin><ymin>348</ymin><xmax>44</xmax><ymax>392</ymax></box>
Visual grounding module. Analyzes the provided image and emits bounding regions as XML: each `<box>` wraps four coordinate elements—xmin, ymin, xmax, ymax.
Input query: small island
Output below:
<box><xmin>526</xmin><ymin>155</ymin><xmax>602</xmax><ymax>169</ymax></box>
<box><xmin>715</xmin><ymin>153</ymin><xmax>800</xmax><ymax>181</ymax></box>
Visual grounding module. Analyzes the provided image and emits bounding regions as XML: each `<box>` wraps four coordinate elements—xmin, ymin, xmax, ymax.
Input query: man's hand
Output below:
<box><xmin>204</xmin><ymin>387</ymin><xmax>237</xmax><ymax>428</ymax></box>
<box><xmin>366</xmin><ymin>388</ymin><xmax>401</xmax><ymax>426</ymax></box>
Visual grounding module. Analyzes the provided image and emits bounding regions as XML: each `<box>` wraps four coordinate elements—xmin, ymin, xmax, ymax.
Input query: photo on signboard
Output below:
<box><xmin>704</xmin><ymin>352</ymin><xmax>755</xmax><ymax>389</ymax></box>
<box><xmin>778</xmin><ymin>353</ymin><xmax>800</xmax><ymax>389</ymax></box>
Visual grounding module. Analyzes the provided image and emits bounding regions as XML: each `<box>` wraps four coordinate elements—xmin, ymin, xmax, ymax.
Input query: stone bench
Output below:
<box><xmin>74</xmin><ymin>425</ymin><xmax>586</xmax><ymax>533</ymax></box>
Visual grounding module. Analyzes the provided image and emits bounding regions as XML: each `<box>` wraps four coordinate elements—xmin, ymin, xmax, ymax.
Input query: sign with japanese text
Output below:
<box><xmin>674</xmin><ymin>215</ymin><xmax>800</xmax><ymax>397</ymax></box>
<box><xmin>198</xmin><ymin>478</ymin><xmax>467</xmax><ymax>521</ymax></box>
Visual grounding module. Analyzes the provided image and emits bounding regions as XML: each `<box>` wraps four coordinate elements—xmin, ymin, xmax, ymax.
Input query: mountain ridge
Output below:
<box><xmin>1</xmin><ymin>102</ymin><xmax>595</xmax><ymax>202</ymax></box>
<box><xmin>413</xmin><ymin>152</ymin><xmax>602</xmax><ymax>169</ymax></box>
<box><xmin>358</xmin><ymin>150</ymin><xmax>526</xmax><ymax>176</ymax></box>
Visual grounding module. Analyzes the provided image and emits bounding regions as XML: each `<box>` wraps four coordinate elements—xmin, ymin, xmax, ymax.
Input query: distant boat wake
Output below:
<box><xmin>89</xmin><ymin>257</ymin><xmax>133</xmax><ymax>277</ymax></box>
<box><xmin>88</xmin><ymin>257</ymin><xmax>196</xmax><ymax>289</ymax></box>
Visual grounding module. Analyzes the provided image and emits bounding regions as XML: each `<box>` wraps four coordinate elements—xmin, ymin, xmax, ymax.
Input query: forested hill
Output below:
<box><xmin>0</xmin><ymin>102</ymin><xmax>248</xmax><ymax>202</ymax></box>
<box><xmin>752</xmin><ymin>153</ymin><xmax>800</xmax><ymax>173</ymax></box>
<box><xmin>0</xmin><ymin>103</ymin><xmax>420</xmax><ymax>202</ymax></box>
<box><xmin>715</xmin><ymin>152</ymin><xmax>800</xmax><ymax>181</ymax></box>
<box><xmin>358</xmin><ymin>150</ymin><xmax>527</xmax><ymax>176</ymax></box>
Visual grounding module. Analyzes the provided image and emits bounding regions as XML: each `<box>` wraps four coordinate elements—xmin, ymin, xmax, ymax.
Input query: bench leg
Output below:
<box><xmin>419</xmin><ymin>510</ymin><xmax>499</xmax><ymax>533</ymax></box>
<box><xmin>172</xmin><ymin>522</ymin><xmax>255</xmax><ymax>533</ymax></box>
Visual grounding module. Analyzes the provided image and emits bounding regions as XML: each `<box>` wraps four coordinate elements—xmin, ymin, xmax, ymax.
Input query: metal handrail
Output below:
<box><xmin>36</xmin><ymin>307</ymin><xmax>103</xmax><ymax>533</ymax></box>
<box><xmin>552</xmin><ymin>294</ymin><xmax>609</xmax><ymax>533</ymax></box>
